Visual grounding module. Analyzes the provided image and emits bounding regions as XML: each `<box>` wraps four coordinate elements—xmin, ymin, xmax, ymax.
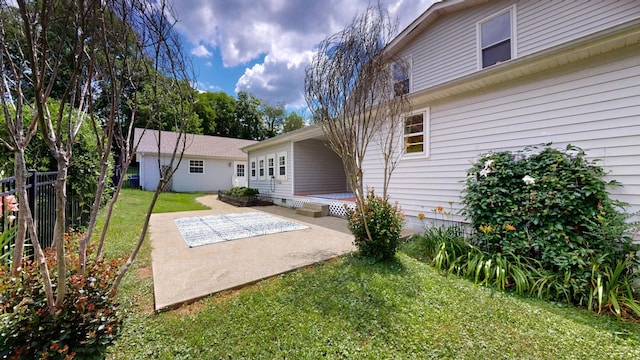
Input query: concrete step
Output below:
<box><xmin>296</xmin><ymin>208</ymin><xmax>324</xmax><ymax>218</ymax></box>
<box><xmin>296</xmin><ymin>202</ymin><xmax>330</xmax><ymax>217</ymax></box>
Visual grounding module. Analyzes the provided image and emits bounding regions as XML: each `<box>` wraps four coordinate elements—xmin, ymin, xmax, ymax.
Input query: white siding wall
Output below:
<box><xmin>518</xmin><ymin>0</ymin><xmax>640</xmax><ymax>56</ymax></box>
<box><xmin>138</xmin><ymin>154</ymin><xmax>171</xmax><ymax>191</ymax></box>
<box><xmin>171</xmin><ymin>157</ymin><xmax>233</xmax><ymax>192</ymax></box>
<box><xmin>402</xmin><ymin>0</ymin><xmax>640</xmax><ymax>93</ymax></box>
<box><xmin>138</xmin><ymin>154</ymin><xmax>236</xmax><ymax>192</ymax></box>
<box><xmin>366</xmin><ymin>43</ymin><xmax>640</xmax><ymax>230</ymax></box>
<box><xmin>247</xmin><ymin>143</ymin><xmax>293</xmax><ymax>205</ymax></box>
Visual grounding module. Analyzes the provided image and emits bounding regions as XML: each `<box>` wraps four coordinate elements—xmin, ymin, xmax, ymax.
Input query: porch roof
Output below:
<box><xmin>241</xmin><ymin>125</ymin><xmax>324</xmax><ymax>153</ymax></box>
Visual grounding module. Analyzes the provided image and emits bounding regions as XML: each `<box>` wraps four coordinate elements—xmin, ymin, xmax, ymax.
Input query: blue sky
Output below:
<box><xmin>170</xmin><ymin>0</ymin><xmax>438</xmax><ymax>111</ymax></box>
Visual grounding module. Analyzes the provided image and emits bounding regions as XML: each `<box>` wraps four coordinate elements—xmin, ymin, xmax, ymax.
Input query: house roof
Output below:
<box><xmin>241</xmin><ymin>125</ymin><xmax>324</xmax><ymax>152</ymax></box>
<box><xmin>134</xmin><ymin>128</ymin><xmax>257</xmax><ymax>160</ymax></box>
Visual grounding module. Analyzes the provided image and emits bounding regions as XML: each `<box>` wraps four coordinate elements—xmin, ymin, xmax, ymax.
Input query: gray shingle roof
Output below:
<box><xmin>134</xmin><ymin>128</ymin><xmax>257</xmax><ymax>160</ymax></box>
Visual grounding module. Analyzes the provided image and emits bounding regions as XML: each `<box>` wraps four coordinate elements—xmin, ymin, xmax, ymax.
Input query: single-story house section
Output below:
<box><xmin>241</xmin><ymin>126</ymin><xmax>355</xmax><ymax>217</ymax></box>
<box><xmin>245</xmin><ymin>0</ymin><xmax>640</xmax><ymax>232</ymax></box>
<box><xmin>135</xmin><ymin>128</ymin><xmax>257</xmax><ymax>192</ymax></box>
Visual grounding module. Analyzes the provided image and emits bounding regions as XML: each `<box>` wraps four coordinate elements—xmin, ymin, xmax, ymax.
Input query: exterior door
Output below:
<box><xmin>233</xmin><ymin>161</ymin><xmax>247</xmax><ymax>187</ymax></box>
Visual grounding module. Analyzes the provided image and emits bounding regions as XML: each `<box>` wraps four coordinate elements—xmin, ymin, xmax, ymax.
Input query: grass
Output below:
<box><xmin>103</xmin><ymin>190</ymin><xmax>640</xmax><ymax>359</ymax></box>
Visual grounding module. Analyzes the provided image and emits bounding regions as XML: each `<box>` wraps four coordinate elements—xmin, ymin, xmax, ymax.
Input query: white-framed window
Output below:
<box><xmin>250</xmin><ymin>158</ymin><xmax>256</xmax><ymax>179</ymax></box>
<box><xmin>277</xmin><ymin>152</ymin><xmax>287</xmax><ymax>180</ymax></box>
<box><xmin>236</xmin><ymin>164</ymin><xmax>245</xmax><ymax>177</ymax></box>
<box><xmin>189</xmin><ymin>159</ymin><xmax>204</xmax><ymax>174</ymax></box>
<box><xmin>258</xmin><ymin>156</ymin><xmax>265</xmax><ymax>180</ymax></box>
<box><xmin>478</xmin><ymin>6</ymin><xmax>516</xmax><ymax>69</ymax></box>
<box><xmin>267</xmin><ymin>154</ymin><xmax>275</xmax><ymax>178</ymax></box>
<box><xmin>403</xmin><ymin>108</ymin><xmax>430</xmax><ymax>158</ymax></box>
<box><xmin>393</xmin><ymin>57</ymin><xmax>411</xmax><ymax>96</ymax></box>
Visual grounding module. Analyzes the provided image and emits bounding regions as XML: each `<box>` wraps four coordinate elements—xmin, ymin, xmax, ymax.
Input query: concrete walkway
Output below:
<box><xmin>150</xmin><ymin>195</ymin><xmax>355</xmax><ymax>311</ymax></box>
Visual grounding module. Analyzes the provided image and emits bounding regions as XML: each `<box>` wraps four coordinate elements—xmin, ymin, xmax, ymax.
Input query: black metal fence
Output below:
<box><xmin>1</xmin><ymin>171</ymin><xmax>90</xmax><ymax>257</ymax></box>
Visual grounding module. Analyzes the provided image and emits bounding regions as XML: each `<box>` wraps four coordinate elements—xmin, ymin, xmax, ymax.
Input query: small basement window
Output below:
<box><xmin>189</xmin><ymin>159</ymin><xmax>204</xmax><ymax>174</ymax></box>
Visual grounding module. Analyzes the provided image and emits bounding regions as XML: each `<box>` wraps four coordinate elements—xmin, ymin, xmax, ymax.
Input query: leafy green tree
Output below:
<box><xmin>194</xmin><ymin>91</ymin><xmax>239</xmax><ymax>136</ymax></box>
<box><xmin>235</xmin><ymin>91</ymin><xmax>266</xmax><ymax>140</ymax></box>
<box><xmin>262</xmin><ymin>102</ymin><xmax>285</xmax><ymax>137</ymax></box>
<box><xmin>283</xmin><ymin>112</ymin><xmax>306</xmax><ymax>133</ymax></box>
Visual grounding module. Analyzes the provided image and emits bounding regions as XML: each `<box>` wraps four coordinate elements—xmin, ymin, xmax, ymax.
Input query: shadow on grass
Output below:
<box><xmin>399</xmin><ymin>238</ymin><xmax>640</xmax><ymax>343</ymax></box>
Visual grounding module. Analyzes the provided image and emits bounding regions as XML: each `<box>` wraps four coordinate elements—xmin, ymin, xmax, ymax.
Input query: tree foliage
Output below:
<box><xmin>304</xmin><ymin>3</ymin><xmax>410</xmax><ymax>251</ymax></box>
<box><xmin>194</xmin><ymin>90</ymin><xmax>304</xmax><ymax>139</ymax></box>
<box><xmin>1</xmin><ymin>0</ymin><xmax>196</xmax><ymax>355</ymax></box>
<box><xmin>304</xmin><ymin>3</ymin><xmax>409</xmax><ymax>202</ymax></box>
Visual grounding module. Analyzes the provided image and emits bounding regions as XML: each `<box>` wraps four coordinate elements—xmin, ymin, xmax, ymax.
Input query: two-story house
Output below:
<box><xmin>242</xmin><ymin>0</ymin><xmax>640</xmax><ymax>231</ymax></box>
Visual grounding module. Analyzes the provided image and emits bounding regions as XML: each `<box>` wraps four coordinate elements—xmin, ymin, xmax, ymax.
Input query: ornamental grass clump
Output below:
<box><xmin>346</xmin><ymin>189</ymin><xmax>404</xmax><ymax>261</ymax></box>
<box><xmin>460</xmin><ymin>144</ymin><xmax>639</xmax><ymax>318</ymax></box>
<box><xmin>0</xmin><ymin>232</ymin><xmax>124</xmax><ymax>359</ymax></box>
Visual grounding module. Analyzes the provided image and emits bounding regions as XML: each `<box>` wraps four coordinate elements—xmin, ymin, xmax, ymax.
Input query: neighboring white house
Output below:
<box><xmin>135</xmin><ymin>128</ymin><xmax>257</xmax><ymax>192</ymax></box>
<box><xmin>244</xmin><ymin>0</ymin><xmax>640</xmax><ymax>231</ymax></box>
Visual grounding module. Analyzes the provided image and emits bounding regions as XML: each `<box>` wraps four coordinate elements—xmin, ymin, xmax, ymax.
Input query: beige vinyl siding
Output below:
<box><xmin>367</xmin><ymin>43</ymin><xmax>640</xmax><ymax>227</ymax></box>
<box><xmin>293</xmin><ymin>139</ymin><xmax>347</xmax><ymax>195</ymax></box>
<box><xmin>518</xmin><ymin>0</ymin><xmax>640</xmax><ymax>56</ymax></box>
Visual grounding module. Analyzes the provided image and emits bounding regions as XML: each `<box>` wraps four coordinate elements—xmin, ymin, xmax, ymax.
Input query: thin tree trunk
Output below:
<box><xmin>53</xmin><ymin>157</ymin><xmax>69</xmax><ymax>309</ymax></box>
<box><xmin>111</xmin><ymin>189</ymin><xmax>161</xmax><ymax>291</ymax></box>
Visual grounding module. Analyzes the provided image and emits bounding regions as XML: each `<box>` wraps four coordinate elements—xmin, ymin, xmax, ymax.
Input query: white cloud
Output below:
<box><xmin>170</xmin><ymin>0</ymin><xmax>438</xmax><ymax>107</ymax></box>
<box><xmin>191</xmin><ymin>44</ymin><xmax>212</xmax><ymax>58</ymax></box>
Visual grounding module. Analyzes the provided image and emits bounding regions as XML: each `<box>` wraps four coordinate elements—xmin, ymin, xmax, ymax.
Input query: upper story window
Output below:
<box><xmin>189</xmin><ymin>159</ymin><xmax>204</xmax><ymax>174</ymax></box>
<box><xmin>403</xmin><ymin>108</ymin><xmax>429</xmax><ymax>157</ymax></box>
<box><xmin>478</xmin><ymin>7</ymin><xmax>515</xmax><ymax>68</ymax></box>
<box><xmin>392</xmin><ymin>59</ymin><xmax>410</xmax><ymax>96</ymax></box>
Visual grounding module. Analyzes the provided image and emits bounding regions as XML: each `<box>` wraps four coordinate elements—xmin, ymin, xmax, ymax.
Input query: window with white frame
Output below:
<box><xmin>258</xmin><ymin>157</ymin><xmax>265</xmax><ymax>179</ymax></box>
<box><xmin>267</xmin><ymin>154</ymin><xmax>275</xmax><ymax>178</ymax></box>
<box><xmin>393</xmin><ymin>58</ymin><xmax>410</xmax><ymax>96</ymax></box>
<box><xmin>236</xmin><ymin>164</ymin><xmax>245</xmax><ymax>177</ymax></box>
<box><xmin>250</xmin><ymin>158</ymin><xmax>256</xmax><ymax>179</ymax></box>
<box><xmin>189</xmin><ymin>159</ymin><xmax>204</xmax><ymax>174</ymax></box>
<box><xmin>277</xmin><ymin>152</ymin><xmax>287</xmax><ymax>180</ymax></box>
<box><xmin>403</xmin><ymin>109</ymin><xmax>429</xmax><ymax>157</ymax></box>
<box><xmin>478</xmin><ymin>7</ymin><xmax>514</xmax><ymax>68</ymax></box>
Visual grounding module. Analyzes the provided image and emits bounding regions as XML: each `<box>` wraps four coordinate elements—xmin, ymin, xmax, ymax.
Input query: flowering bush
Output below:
<box><xmin>0</xmin><ymin>232</ymin><xmax>124</xmax><ymax>359</ymax></box>
<box><xmin>461</xmin><ymin>144</ymin><xmax>638</xmax><ymax>304</ymax></box>
<box><xmin>346</xmin><ymin>189</ymin><xmax>404</xmax><ymax>261</ymax></box>
<box><xmin>1</xmin><ymin>195</ymin><xmax>19</xmax><ymax>263</ymax></box>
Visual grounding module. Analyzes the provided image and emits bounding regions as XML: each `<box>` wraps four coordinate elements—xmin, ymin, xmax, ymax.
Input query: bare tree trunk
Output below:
<box><xmin>111</xmin><ymin>188</ymin><xmax>160</xmax><ymax>291</ymax></box>
<box><xmin>53</xmin><ymin>156</ymin><xmax>69</xmax><ymax>308</ymax></box>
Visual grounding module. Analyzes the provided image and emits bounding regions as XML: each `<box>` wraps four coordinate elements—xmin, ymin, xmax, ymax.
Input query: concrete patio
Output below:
<box><xmin>150</xmin><ymin>195</ymin><xmax>355</xmax><ymax>311</ymax></box>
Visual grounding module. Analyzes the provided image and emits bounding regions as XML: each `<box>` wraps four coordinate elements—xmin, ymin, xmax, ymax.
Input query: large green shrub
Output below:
<box><xmin>224</xmin><ymin>186</ymin><xmax>259</xmax><ymax>197</ymax></box>
<box><xmin>346</xmin><ymin>189</ymin><xmax>404</xmax><ymax>261</ymax></box>
<box><xmin>0</xmin><ymin>233</ymin><xmax>124</xmax><ymax>359</ymax></box>
<box><xmin>461</xmin><ymin>144</ymin><xmax>638</xmax><ymax>307</ymax></box>
<box><xmin>462</xmin><ymin>145</ymin><xmax>633</xmax><ymax>270</ymax></box>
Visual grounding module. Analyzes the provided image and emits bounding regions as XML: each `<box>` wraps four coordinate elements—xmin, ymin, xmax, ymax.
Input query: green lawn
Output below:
<box><xmin>103</xmin><ymin>190</ymin><xmax>639</xmax><ymax>359</ymax></box>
